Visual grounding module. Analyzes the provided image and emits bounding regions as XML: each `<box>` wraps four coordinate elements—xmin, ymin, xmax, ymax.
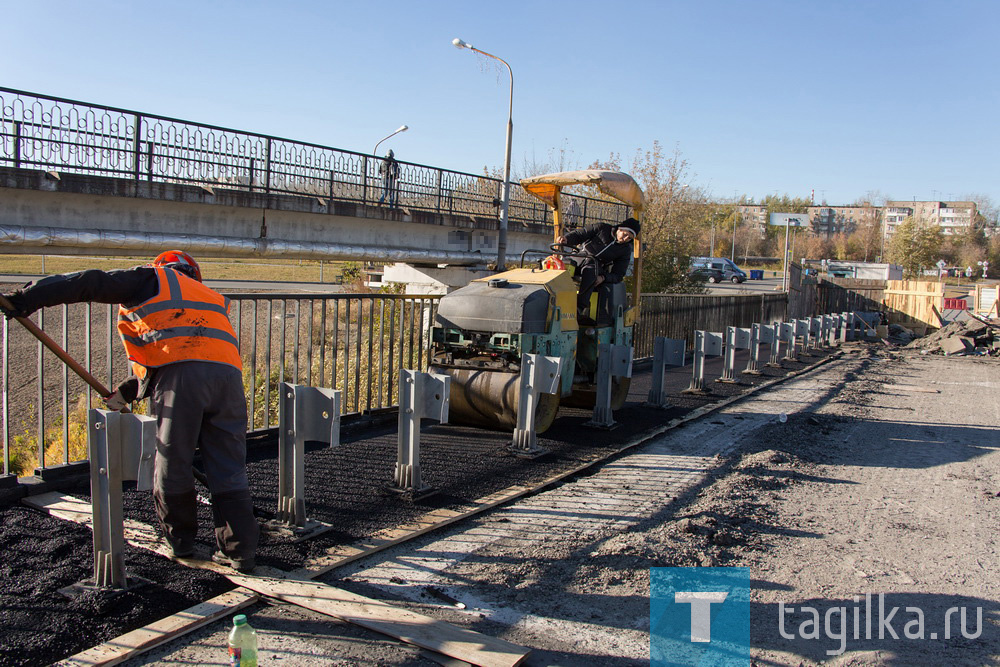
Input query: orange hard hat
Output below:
<box><xmin>152</xmin><ymin>250</ymin><xmax>202</xmax><ymax>282</ymax></box>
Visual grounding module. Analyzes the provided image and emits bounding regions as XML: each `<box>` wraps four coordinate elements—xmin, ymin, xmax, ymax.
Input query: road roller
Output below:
<box><xmin>429</xmin><ymin>170</ymin><xmax>645</xmax><ymax>432</ymax></box>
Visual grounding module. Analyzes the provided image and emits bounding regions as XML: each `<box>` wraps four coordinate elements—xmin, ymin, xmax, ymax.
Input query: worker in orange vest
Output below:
<box><xmin>2</xmin><ymin>251</ymin><xmax>258</xmax><ymax>573</ymax></box>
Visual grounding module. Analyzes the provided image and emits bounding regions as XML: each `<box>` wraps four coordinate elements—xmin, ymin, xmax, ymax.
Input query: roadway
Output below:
<box><xmin>702</xmin><ymin>275</ymin><xmax>785</xmax><ymax>295</ymax></box>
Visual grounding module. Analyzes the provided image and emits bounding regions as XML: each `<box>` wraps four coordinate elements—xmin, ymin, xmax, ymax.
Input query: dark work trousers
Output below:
<box><xmin>150</xmin><ymin>361</ymin><xmax>259</xmax><ymax>563</ymax></box>
<box><xmin>576</xmin><ymin>260</ymin><xmax>601</xmax><ymax>315</ymax></box>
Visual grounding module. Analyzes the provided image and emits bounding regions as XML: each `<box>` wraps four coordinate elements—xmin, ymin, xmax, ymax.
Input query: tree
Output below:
<box><xmin>887</xmin><ymin>216</ymin><xmax>942</xmax><ymax>278</ymax></box>
<box><xmin>851</xmin><ymin>191</ymin><xmax>887</xmax><ymax>261</ymax></box>
<box><xmin>588</xmin><ymin>141</ymin><xmax>708</xmax><ymax>292</ymax></box>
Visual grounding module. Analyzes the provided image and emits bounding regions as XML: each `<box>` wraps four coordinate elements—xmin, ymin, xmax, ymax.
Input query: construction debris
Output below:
<box><xmin>906</xmin><ymin>318</ymin><xmax>1000</xmax><ymax>356</ymax></box>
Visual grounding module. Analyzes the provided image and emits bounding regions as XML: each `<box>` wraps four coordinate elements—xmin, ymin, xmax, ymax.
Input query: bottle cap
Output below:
<box><xmin>233</xmin><ymin>614</ymin><xmax>247</xmax><ymax>626</ymax></box>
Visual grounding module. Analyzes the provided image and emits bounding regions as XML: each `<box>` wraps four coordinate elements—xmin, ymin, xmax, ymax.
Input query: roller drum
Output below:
<box><xmin>431</xmin><ymin>365</ymin><xmax>560</xmax><ymax>433</ymax></box>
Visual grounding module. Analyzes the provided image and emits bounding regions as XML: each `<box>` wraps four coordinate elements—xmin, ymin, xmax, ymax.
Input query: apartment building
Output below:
<box><xmin>740</xmin><ymin>201</ymin><xmax>985</xmax><ymax>238</ymax></box>
<box><xmin>806</xmin><ymin>205</ymin><xmax>880</xmax><ymax>236</ymax></box>
<box><xmin>883</xmin><ymin>200</ymin><xmax>978</xmax><ymax>236</ymax></box>
<box><xmin>736</xmin><ymin>204</ymin><xmax>768</xmax><ymax>232</ymax></box>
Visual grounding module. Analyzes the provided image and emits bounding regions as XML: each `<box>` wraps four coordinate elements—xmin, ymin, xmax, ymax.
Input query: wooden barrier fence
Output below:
<box><xmin>883</xmin><ymin>280</ymin><xmax>944</xmax><ymax>329</ymax></box>
<box><xmin>635</xmin><ymin>293</ymin><xmax>787</xmax><ymax>357</ymax></box>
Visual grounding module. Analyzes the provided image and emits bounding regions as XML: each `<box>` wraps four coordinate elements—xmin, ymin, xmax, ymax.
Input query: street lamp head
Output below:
<box><xmin>396</xmin><ymin>125</ymin><xmax>409</xmax><ymax>133</ymax></box>
<box><xmin>452</xmin><ymin>38</ymin><xmax>472</xmax><ymax>50</ymax></box>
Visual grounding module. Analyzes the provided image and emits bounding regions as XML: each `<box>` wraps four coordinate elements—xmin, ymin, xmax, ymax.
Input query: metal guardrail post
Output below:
<box><xmin>781</xmin><ymin>321</ymin><xmax>798</xmax><ymax>362</ymax></box>
<box><xmin>76</xmin><ymin>409</ymin><xmax>155</xmax><ymax>593</ymax></box>
<box><xmin>264</xmin><ymin>137</ymin><xmax>272</xmax><ymax>197</ymax></box>
<box><xmin>763</xmin><ymin>323</ymin><xmax>783</xmax><ymax>367</ymax></box>
<box><xmin>744</xmin><ymin>323</ymin><xmax>764</xmax><ymax>375</ymax></box>
<box><xmin>586</xmin><ymin>343</ymin><xmax>633</xmax><ymax>429</ymax></box>
<box><xmin>510</xmin><ymin>354</ymin><xmax>562</xmax><ymax>458</ymax></box>
<box><xmin>13</xmin><ymin>120</ymin><xmax>21</xmax><ymax>168</ymax></box>
<box><xmin>719</xmin><ymin>326</ymin><xmax>751</xmax><ymax>383</ymax></box>
<box><xmin>685</xmin><ymin>331</ymin><xmax>724</xmax><ymax>394</ymax></box>
<box><xmin>132</xmin><ymin>114</ymin><xmax>142</xmax><ymax>182</ymax></box>
<box><xmin>647</xmin><ymin>337</ymin><xmax>686</xmax><ymax>408</ymax></box>
<box><xmin>392</xmin><ymin>369</ymin><xmax>450</xmax><ymax>499</ymax></box>
<box><xmin>823</xmin><ymin>314</ymin><xmax>835</xmax><ymax>347</ymax></box>
<box><xmin>272</xmin><ymin>382</ymin><xmax>341</xmax><ymax>539</ymax></box>
<box><xmin>810</xmin><ymin>317</ymin><xmax>823</xmax><ymax>351</ymax></box>
<box><xmin>796</xmin><ymin>319</ymin><xmax>813</xmax><ymax>357</ymax></box>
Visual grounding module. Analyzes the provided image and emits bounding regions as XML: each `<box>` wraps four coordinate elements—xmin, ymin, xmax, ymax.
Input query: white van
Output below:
<box><xmin>690</xmin><ymin>257</ymin><xmax>747</xmax><ymax>283</ymax></box>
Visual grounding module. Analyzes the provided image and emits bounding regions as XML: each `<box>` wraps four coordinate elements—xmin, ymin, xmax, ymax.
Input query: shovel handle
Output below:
<box><xmin>1</xmin><ymin>293</ymin><xmax>115</xmax><ymax>398</ymax></box>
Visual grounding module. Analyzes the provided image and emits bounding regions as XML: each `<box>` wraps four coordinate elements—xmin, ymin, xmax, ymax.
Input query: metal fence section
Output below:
<box><xmin>0</xmin><ymin>292</ymin><xmax>438</xmax><ymax>479</ymax></box>
<box><xmin>0</xmin><ymin>87</ymin><xmax>628</xmax><ymax>230</ymax></box>
<box><xmin>633</xmin><ymin>293</ymin><xmax>788</xmax><ymax>359</ymax></box>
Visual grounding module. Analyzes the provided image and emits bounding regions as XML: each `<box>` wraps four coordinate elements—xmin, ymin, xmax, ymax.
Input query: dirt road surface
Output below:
<box><xmin>99</xmin><ymin>349</ymin><xmax>1000</xmax><ymax>665</ymax></box>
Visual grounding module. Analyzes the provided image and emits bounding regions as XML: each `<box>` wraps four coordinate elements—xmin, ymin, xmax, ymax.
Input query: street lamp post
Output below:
<box><xmin>373</xmin><ymin>125</ymin><xmax>409</xmax><ymax>157</ymax></box>
<box><xmin>731</xmin><ymin>211</ymin><xmax>738</xmax><ymax>263</ymax></box>
<box><xmin>453</xmin><ymin>37</ymin><xmax>513</xmax><ymax>271</ymax></box>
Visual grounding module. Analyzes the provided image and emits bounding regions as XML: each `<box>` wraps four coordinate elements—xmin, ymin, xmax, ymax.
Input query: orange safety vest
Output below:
<box><xmin>117</xmin><ymin>266</ymin><xmax>242</xmax><ymax>379</ymax></box>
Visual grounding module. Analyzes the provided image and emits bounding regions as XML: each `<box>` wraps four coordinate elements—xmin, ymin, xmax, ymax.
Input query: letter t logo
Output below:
<box><xmin>675</xmin><ymin>591</ymin><xmax>729</xmax><ymax>642</ymax></box>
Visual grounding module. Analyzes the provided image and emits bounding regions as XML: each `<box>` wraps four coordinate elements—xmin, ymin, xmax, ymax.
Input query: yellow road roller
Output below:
<box><xmin>429</xmin><ymin>170</ymin><xmax>645</xmax><ymax>432</ymax></box>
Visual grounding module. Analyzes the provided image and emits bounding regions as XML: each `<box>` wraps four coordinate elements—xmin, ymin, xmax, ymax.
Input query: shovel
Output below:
<box><xmin>0</xmin><ymin>293</ymin><xmax>118</xmax><ymax>401</ymax></box>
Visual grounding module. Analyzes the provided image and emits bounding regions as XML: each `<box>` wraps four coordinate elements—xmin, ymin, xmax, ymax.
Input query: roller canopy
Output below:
<box><xmin>519</xmin><ymin>170</ymin><xmax>645</xmax><ymax>212</ymax></box>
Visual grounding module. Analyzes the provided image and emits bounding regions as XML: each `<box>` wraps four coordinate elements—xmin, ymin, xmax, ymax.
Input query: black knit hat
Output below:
<box><xmin>618</xmin><ymin>218</ymin><xmax>641</xmax><ymax>237</ymax></box>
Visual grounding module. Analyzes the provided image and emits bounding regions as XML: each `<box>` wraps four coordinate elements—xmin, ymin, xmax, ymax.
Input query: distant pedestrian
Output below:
<box><xmin>565</xmin><ymin>198</ymin><xmax>581</xmax><ymax>229</ymax></box>
<box><xmin>378</xmin><ymin>150</ymin><xmax>401</xmax><ymax>208</ymax></box>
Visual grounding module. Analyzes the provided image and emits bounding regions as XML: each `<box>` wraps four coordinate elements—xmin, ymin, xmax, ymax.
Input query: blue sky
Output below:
<box><xmin>1</xmin><ymin>0</ymin><xmax>996</xmax><ymax>206</ymax></box>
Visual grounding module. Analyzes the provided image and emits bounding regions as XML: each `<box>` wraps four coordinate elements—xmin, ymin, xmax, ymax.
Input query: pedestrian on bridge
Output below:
<box><xmin>2</xmin><ymin>251</ymin><xmax>259</xmax><ymax>573</ymax></box>
<box><xmin>378</xmin><ymin>149</ymin><xmax>401</xmax><ymax>208</ymax></box>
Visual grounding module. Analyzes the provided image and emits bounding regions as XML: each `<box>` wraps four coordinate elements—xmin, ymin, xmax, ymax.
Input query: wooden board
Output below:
<box><xmin>884</xmin><ymin>280</ymin><xmax>944</xmax><ymax>328</ymax></box>
<box><xmin>26</xmin><ymin>492</ymin><xmax>530</xmax><ymax>667</ymax></box>
<box><xmin>54</xmin><ymin>590</ymin><xmax>258</xmax><ymax>667</ymax></box>
<box><xmin>229</xmin><ymin>574</ymin><xmax>529</xmax><ymax>667</ymax></box>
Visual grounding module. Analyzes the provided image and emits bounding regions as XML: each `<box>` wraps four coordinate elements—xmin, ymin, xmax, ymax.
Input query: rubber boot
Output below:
<box><xmin>211</xmin><ymin>489</ymin><xmax>260</xmax><ymax>569</ymax></box>
<box><xmin>153</xmin><ymin>489</ymin><xmax>199</xmax><ymax>558</ymax></box>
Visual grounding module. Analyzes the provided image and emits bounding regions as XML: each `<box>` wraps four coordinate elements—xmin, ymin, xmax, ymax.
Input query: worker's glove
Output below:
<box><xmin>103</xmin><ymin>390</ymin><xmax>128</xmax><ymax>412</ymax></box>
<box><xmin>0</xmin><ymin>291</ymin><xmax>30</xmax><ymax>320</ymax></box>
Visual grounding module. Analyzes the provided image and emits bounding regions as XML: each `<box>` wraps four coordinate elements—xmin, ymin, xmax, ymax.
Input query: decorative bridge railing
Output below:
<box><xmin>0</xmin><ymin>87</ymin><xmax>629</xmax><ymax>229</ymax></box>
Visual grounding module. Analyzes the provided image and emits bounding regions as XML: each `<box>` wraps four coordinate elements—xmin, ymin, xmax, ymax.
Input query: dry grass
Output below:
<box><xmin>0</xmin><ymin>254</ymin><xmax>357</xmax><ymax>283</ymax></box>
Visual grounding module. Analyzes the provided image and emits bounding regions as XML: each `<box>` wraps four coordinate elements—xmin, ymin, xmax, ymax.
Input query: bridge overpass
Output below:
<box><xmin>0</xmin><ymin>87</ymin><xmax>631</xmax><ymax>288</ymax></box>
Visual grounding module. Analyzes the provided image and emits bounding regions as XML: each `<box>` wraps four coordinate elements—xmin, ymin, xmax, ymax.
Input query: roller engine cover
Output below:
<box><xmin>435</xmin><ymin>281</ymin><xmax>550</xmax><ymax>334</ymax></box>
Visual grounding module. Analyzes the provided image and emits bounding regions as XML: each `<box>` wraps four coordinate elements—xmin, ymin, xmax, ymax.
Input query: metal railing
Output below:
<box><xmin>4</xmin><ymin>289</ymin><xmax>816</xmax><ymax>480</ymax></box>
<box><xmin>633</xmin><ymin>293</ymin><xmax>789</xmax><ymax>358</ymax></box>
<box><xmin>0</xmin><ymin>87</ymin><xmax>629</xmax><ymax>230</ymax></box>
<box><xmin>1</xmin><ymin>292</ymin><xmax>438</xmax><ymax>479</ymax></box>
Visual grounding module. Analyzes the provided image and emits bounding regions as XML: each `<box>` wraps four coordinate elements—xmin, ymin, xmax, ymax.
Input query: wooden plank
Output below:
<box><xmin>23</xmin><ymin>493</ymin><xmax>93</xmax><ymax>523</ymax></box>
<box><xmin>893</xmin><ymin>384</ymin><xmax>941</xmax><ymax>394</ymax></box>
<box><xmin>931</xmin><ymin>304</ymin><xmax>945</xmax><ymax>327</ymax></box>
<box><xmin>293</xmin><ymin>483</ymin><xmax>540</xmax><ymax>579</ymax></box>
<box><xmin>228</xmin><ymin>574</ymin><xmax>529</xmax><ymax>667</ymax></box>
<box><xmin>54</xmin><ymin>590</ymin><xmax>258</xmax><ymax>667</ymax></box>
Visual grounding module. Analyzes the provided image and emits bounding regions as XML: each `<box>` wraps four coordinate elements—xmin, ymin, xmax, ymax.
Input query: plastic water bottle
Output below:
<box><xmin>228</xmin><ymin>614</ymin><xmax>258</xmax><ymax>667</ymax></box>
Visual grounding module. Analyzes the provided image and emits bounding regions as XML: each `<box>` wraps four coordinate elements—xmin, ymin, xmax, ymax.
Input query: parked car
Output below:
<box><xmin>689</xmin><ymin>256</ymin><xmax>747</xmax><ymax>283</ymax></box>
<box><xmin>688</xmin><ymin>267</ymin><xmax>726</xmax><ymax>284</ymax></box>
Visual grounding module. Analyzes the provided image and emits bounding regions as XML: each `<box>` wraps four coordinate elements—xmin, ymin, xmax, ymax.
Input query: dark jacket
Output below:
<box><xmin>562</xmin><ymin>223</ymin><xmax>634</xmax><ymax>283</ymax></box>
<box><xmin>8</xmin><ymin>267</ymin><xmax>164</xmax><ymax>401</ymax></box>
